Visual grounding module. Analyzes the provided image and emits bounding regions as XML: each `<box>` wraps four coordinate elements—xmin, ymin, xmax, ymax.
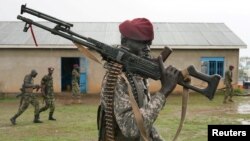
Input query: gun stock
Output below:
<box><xmin>179</xmin><ymin>66</ymin><xmax>220</xmax><ymax>100</ymax></box>
<box><xmin>17</xmin><ymin>5</ymin><xmax>221</xmax><ymax>100</ymax></box>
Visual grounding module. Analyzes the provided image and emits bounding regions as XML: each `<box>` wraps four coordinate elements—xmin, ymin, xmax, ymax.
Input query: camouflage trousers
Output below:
<box><xmin>72</xmin><ymin>82</ymin><xmax>80</xmax><ymax>96</ymax></box>
<box><xmin>39</xmin><ymin>97</ymin><xmax>55</xmax><ymax>113</ymax></box>
<box><xmin>14</xmin><ymin>93</ymin><xmax>40</xmax><ymax>117</ymax></box>
<box><xmin>224</xmin><ymin>84</ymin><xmax>233</xmax><ymax>101</ymax></box>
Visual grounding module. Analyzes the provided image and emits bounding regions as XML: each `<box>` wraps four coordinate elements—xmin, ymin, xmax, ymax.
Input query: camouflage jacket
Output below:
<box><xmin>224</xmin><ymin>70</ymin><xmax>233</xmax><ymax>85</ymax></box>
<box><xmin>41</xmin><ymin>74</ymin><xmax>54</xmax><ymax>97</ymax></box>
<box><xmin>72</xmin><ymin>69</ymin><xmax>80</xmax><ymax>84</ymax></box>
<box><xmin>100</xmin><ymin>74</ymin><xmax>166</xmax><ymax>141</ymax></box>
<box><xmin>22</xmin><ymin>74</ymin><xmax>36</xmax><ymax>94</ymax></box>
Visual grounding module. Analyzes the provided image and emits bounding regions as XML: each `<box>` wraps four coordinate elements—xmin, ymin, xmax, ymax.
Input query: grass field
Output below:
<box><xmin>0</xmin><ymin>92</ymin><xmax>250</xmax><ymax>141</ymax></box>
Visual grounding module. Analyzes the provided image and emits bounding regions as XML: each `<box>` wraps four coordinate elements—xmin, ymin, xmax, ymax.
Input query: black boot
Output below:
<box><xmin>33</xmin><ymin>114</ymin><xmax>43</xmax><ymax>123</ymax></box>
<box><xmin>37</xmin><ymin>109</ymin><xmax>43</xmax><ymax>120</ymax></box>
<box><xmin>48</xmin><ymin>112</ymin><xmax>56</xmax><ymax>121</ymax></box>
<box><xmin>37</xmin><ymin>112</ymin><xmax>40</xmax><ymax>120</ymax></box>
<box><xmin>10</xmin><ymin>115</ymin><xmax>18</xmax><ymax>125</ymax></box>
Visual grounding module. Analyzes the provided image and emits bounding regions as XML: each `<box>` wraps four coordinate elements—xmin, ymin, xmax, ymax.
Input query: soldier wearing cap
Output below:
<box><xmin>10</xmin><ymin>69</ymin><xmax>42</xmax><ymax>125</ymax></box>
<box><xmin>223</xmin><ymin>65</ymin><xmax>234</xmax><ymax>103</ymax></box>
<box><xmin>98</xmin><ymin>18</ymin><xmax>179</xmax><ymax>141</ymax></box>
<box><xmin>72</xmin><ymin>64</ymin><xmax>80</xmax><ymax>97</ymax></box>
<box><xmin>39</xmin><ymin>67</ymin><xmax>56</xmax><ymax>120</ymax></box>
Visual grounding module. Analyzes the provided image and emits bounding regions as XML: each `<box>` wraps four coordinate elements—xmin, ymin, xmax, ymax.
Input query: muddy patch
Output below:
<box><xmin>237</xmin><ymin>102</ymin><xmax>250</xmax><ymax>114</ymax></box>
<box><xmin>237</xmin><ymin>118</ymin><xmax>250</xmax><ymax>125</ymax></box>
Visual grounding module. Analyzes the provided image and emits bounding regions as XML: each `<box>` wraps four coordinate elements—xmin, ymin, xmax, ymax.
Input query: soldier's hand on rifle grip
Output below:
<box><xmin>158</xmin><ymin>55</ymin><xmax>179</xmax><ymax>98</ymax></box>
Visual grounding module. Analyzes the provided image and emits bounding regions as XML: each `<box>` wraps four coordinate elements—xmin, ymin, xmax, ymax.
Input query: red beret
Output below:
<box><xmin>119</xmin><ymin>18</ymin><xmax>154</xmax><ymax>41</ymax></box>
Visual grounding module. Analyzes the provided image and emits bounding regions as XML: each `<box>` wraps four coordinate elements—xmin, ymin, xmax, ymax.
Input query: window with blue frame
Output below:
<box><xmin>201</xmin><ymin>57</ymin><xmax>224</xmax><ymax>77</ymax></box>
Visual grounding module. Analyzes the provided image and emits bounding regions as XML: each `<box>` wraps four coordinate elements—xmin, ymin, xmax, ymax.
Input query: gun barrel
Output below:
<box><xmin>21</xmin><ymin>4</ymin><xmax>73</xmax><ymax>28</ymax></box>
<box><xmin>17</xmin><ymin>15</ymin><xmax>102</xmax><ymax>53</ymax></box>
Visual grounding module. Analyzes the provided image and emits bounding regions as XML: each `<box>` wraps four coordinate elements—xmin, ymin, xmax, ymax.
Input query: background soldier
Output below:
<box><xmin>10</xmin><ymin>70</ymin><xmax>42</xmax><ymax>125</ymax></box>
<box><xmin>72</xmin><ymin>64</ymin><xmax>80</xmax><ymax>97</ymax></box>
<box><xmin>223</xmin><ymin>65</ymin><xmax>234</xmax><ymax>103</ymax></box>
<box><xmin>98</xmin><ymin>18</ymin><xmax>179</xmax><ymax>141</ymax></box>
<box><xmin>39</xmin><ymin>67</ymin><xmax>56</xmax><ymax>120</ymax></box>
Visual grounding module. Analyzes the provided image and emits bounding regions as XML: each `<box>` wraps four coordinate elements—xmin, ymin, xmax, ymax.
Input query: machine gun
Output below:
<box><xmin>17</xmin><ymin>4</ymin><xmax>220</xmax><ymax>100</ymax></box>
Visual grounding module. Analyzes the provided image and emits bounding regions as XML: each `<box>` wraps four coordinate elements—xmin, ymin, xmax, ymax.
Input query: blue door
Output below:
<box><xmin>80</xmin><ymin>57</ymin><xmax>88</xmax><ymax>94</ymax></box>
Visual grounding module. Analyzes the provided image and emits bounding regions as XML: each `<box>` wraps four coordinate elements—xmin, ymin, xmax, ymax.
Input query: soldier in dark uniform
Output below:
<box><xmin>72</xmin><ymin>64</ymin><xmax>80</xmax><ymax>97</ymax></box>
<box><xmin>223</xmin><ymin>65</ymin><xmax>234</xmax><ymax>103</ymax></box>
<box><xmin>39</xmin><ymin>67</ymin><xmax>56</xmax><ymax>120</ymax></box>
<box><xmin>10</xmin><ymin>70</ymin><xmax>42</xmax><ymax>125</ymax></box>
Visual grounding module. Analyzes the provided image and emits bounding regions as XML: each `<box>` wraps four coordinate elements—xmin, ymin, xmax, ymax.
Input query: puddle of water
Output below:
<box><xmin>237</xmin><ymin>103</ymin><xmax>250</xmax><ymax>114</ymax></box>
<box><xmin>241</xmin><ymin>121</ymin><xmax>250</xmax><ymax>125</ymax></box>
<box><xmin>237</xmin><ymin>118</ymin><xmax>250</xmax><ymax>125</ymax></box>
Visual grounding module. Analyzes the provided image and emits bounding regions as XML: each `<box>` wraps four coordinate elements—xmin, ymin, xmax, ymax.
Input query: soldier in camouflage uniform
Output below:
<box><xmin>10</xmin><ymin>70</ymin><xmax>42</xmax><ymax>125</ymax></box>
<box><xmin>223</xmin><ymin>65</ymin><xmax>234</xmax><ymax>104</ymax></box>
<box><xmin>72</xmin><ymin>64</ymin><xmax>80</xmax><ymax>97</ymax></box>
<box><xmin>39</xmin><ymin>67</ymin><xmax>56</xmax><ymax>120</ymax></box>
<box><xmin>98</xmin><ymin>18</ymin><xmax>179</xmax><ymax>141</ymax></box>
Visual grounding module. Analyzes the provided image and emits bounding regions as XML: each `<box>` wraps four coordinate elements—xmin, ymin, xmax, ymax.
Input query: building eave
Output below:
<box><xmin>0</xmin><ymin>44</ymin><xmax>247</xmax><ymax>50</ymax></box>
<box><xmin>151</xmin><ymin>45</ymin><xmax>247</xmax><ymax>49</ymax></box>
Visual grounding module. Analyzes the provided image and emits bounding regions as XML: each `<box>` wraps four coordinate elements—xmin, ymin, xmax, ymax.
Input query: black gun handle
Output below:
<box><xmin>178</xmin><ymin>65</ymin><xmax>221</xmax><ymax>100</ymax></box>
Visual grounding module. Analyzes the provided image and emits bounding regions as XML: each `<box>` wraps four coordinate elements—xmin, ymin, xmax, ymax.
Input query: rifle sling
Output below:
<box><xmin>128</xmin><ymin>87</ymin><xmax>189</xmax><ymax>141</ymax></box>
<box><xmin>172</xmin><ymin>87</ymin><xmax>189</xmax><ymax>141</ymax></box>
<box><xmin>128</xmin><ymin>84</ymin><xmax>149</xmax><ymax>141</ymax></box>
<box><xmin>127</xmin><ymin>69</ymin><xmax>190</xmax><ymax>141</ymax></box>
<box><xmin>172</xmin><ymin>69</ymin><xmax>190</xmax><ymax>141</ymax></box>
<box><xmin>29</xmin><ymin>24</ymin><xmax>38</xmax><ymax>47</ymax></box>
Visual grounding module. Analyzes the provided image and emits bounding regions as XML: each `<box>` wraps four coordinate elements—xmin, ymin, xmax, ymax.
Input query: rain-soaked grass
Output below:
<box><xmin>0</xmin><ymin>92</ymin><xmax>249</xmax><ymax>141</ymax></box>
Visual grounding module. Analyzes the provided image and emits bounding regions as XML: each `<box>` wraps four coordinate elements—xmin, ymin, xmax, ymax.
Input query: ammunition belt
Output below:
<box><xmin>103</xmin><ymin>61</ymin><xmax>122</xmax><ymax>141</ymax></box>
